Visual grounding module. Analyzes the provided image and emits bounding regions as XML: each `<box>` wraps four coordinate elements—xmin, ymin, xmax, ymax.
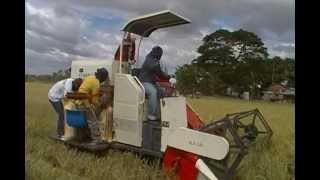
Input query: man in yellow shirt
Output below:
<box><xmin>78</xmin><ymin>68</ymin><xmax>109</xmax><ymax>144</ymax></box>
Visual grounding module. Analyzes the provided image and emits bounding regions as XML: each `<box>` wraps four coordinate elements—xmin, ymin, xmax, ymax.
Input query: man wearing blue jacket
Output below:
<box><xmin>138</xmin><ymin>46</ymin><xmax>170</xmax><ymax>120</ymax></box>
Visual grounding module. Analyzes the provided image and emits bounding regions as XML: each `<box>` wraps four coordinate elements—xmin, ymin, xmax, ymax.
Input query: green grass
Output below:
<box><xmin>26</xmin><ymin>82</ymin><xmax>294</xmax><ymax>180</ymax></box>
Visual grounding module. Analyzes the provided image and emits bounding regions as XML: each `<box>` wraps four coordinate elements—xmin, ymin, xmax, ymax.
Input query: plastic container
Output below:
<box><xmin>66</xmin><ymin>109</ymin><xmax>87</xmax><ymax>128</ymax></box>
<box><xmin>64</xmin><ymin>102</ymin><xmax>76</xmax><ymax>140</ymax></box>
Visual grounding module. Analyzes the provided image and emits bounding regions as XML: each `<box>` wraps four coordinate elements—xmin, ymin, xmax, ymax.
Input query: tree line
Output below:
<box><xmin>175</xmin><ymin>29</ymin><xmax>295</xmax><ymax>99</ymax></box>
<box><xmin>25</xmin><ymin>69</ymin><xmax>71</xmax><ymax>83</ymax></box>
<box><xmin>26</xmin><ymin>29</ymin><xmax>294</xmax><ymax>100</ymax></box>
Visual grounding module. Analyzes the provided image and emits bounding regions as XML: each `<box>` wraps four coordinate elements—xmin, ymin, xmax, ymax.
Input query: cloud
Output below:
<box><xmin>268</xmin><ymin>42</ymin><xmax>295</xmax><ymax>58</ymax></box>
<box><xmin>73</xmin><ymin>38</ymin><xmax>116</xmax><ymax>59</ymax></box>
<box><xmin>25</xmin><ymin>48</ymin><xmax>74</xmax><ymax>74</ymax></box>
<box><xmin>26</xmin><ymin>0</ymin><xmax>294</xmax><ymax>74</ymax></box>
<box><xmin>26</xmin><ymin>3</ymin><xmax>83</xmax><ymax>45</ymax></box>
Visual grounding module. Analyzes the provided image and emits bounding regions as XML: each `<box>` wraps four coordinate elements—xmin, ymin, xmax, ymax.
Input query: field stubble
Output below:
<box><xmin>26</xmin><ymin>82</ymin><xmax>294</xmax><ymax>180</ymax></box>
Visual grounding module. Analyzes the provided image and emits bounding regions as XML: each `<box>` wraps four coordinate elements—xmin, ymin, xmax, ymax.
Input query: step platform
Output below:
<box><xmin>49</xmin><ymin>135</ymin><xmax>163</xmax><ymax>158</ymax></box>
<box><xmin>50</xmin><ymin>135</ymin><xmax>110</xmax><ymax>152</ymax></box>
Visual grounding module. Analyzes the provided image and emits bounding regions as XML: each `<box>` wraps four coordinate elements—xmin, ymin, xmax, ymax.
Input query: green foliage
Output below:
<box><xmin>176</xmin><ymin>64</ymin><xmax>198</xmax><ymax>95</ymax></box>
<box><xmin>176</xmin><ymin>29</ymin><xmax>295</xmax><ymax>98</ymax></box>
<box><xmin>25</xmin><ymin>74</ymin><xmax>53</xmax><ymax>83</ymax></box>
<box><xmin>176</xmin><ymin>64</ymin><xmax>226</xmax><ymax>96</ymax></box>
<box><xmin>268</xmin><ymin>57</ymin><xmax>295</xmax><ymax>86</ymax></box>
<box><xmin>26</xmin><ymin>68</ymin><xmax>71</xmax><ymax>83</ymax></box>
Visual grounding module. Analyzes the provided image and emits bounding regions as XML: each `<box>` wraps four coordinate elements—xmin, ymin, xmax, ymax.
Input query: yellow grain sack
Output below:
<box><xmin>106</xmin><ymin>106</ymin><xmax>113</xmax><ymax>142</ymax></box>
<box><xmin>98</xmin><ymin>106</ymin><xmax>113</xmax><ymax>142</ymax></box>
<box><xmin>99</xmin><ymin>109</ymin><xmax>107</xmax><ymax>141</ymax></box>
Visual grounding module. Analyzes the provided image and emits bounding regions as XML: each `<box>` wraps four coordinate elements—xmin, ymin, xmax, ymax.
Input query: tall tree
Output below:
<box><xmin>175</xmin><ymin>64</ymin><xmax>198</xmax><ymax>96</ymax></box>
<box><xmin>175</xmin><ymin>28</ymin><xmax>294</xmax><ymax>98</ymax></box>
<box><xmin>195</xmin><ymin>29</ymin><xmax>269</xmax><ymax>97</ymax></box>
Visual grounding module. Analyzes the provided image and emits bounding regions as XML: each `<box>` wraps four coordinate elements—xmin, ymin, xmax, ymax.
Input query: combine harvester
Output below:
<box><xmin>51</xmin><ymin>10</ymin><xmax>273</xmax><ymax>180</ymax></box>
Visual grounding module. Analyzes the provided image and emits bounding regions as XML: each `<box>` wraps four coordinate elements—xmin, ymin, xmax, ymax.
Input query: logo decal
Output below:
<box><xmin>188</xmin><ymin>140</ymin><xmax>203</xmax><ymax>147</ymax></box>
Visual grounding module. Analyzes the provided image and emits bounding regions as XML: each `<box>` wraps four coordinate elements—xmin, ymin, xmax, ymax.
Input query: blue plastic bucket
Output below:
<box><xmin>66</xmin><ymin>109</ymin><xmax>87</xmax><ymax>128</ymax></box>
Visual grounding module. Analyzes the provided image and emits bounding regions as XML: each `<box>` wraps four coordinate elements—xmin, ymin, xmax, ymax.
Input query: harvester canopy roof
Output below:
<box><xmin>121</xmin><ymin>10</ymin><xmax>191</xmax><ymax>37</ymax></box>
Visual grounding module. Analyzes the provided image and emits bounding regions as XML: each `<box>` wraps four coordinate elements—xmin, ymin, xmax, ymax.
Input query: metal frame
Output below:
<box><xmin>118</xmin><ymin>10</ymin><xmax>191</xmax><ymax>74</ymax></box>
<box><xmin>135</xmin><ymin>36</ymin><xmax>143</xmax><ymax>65</ymax></box>
<box><xmin>200</xmin><ymin>118</ymin><xmax>247</xmax><ymax>180</ymax></box>
<box><xmin>50</xmin><ymin>135</ymin><xmax>163</xmax><ymax>158</ymax></box>
<box><xmin>199</xmin><ymin>109</ymin><xmax>273</xmax><ymax>180</ymax></box>
<box><xmin>119</xmin><ymin>32</ymin><xmax>127</xmax><ymax>74</ymax></box>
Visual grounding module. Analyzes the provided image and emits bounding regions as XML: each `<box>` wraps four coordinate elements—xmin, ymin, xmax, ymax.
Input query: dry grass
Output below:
<box><xmin>26</xmin><ymin>82</ymin><xmax>294</xmax><ymax>180</ymax></box>
<box><xmin>188</xmin><ymin>96</ymin><xmax>295</xmax><ymax>180</ymax></box>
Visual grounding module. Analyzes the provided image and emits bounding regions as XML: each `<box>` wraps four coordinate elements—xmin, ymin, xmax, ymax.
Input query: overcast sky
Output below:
<box><xmin>25</xmin><ymin>0</ymin><xmax>294</xmax><ymax>75</ymax></box>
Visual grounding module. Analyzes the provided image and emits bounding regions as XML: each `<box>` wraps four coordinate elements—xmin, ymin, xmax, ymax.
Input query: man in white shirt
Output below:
<box><xmin>48</xmin><ymin>78</ymin><xmax>82</xmax><ymax>139</ymax></box>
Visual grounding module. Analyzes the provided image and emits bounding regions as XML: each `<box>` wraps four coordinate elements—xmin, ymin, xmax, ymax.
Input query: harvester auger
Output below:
<box><xmin>197</xmin><ymin>109</ymin><xmax>273</xmax><ymax>179</ymax></box>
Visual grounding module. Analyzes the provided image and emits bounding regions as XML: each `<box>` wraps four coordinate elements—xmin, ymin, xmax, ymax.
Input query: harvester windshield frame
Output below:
<box><xmin>118</xmin><ymin>10</ymin><xmax>191</xmax><ymax>73</ymax></box>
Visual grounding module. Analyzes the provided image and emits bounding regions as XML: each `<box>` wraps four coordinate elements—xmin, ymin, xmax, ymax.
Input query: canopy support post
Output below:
<box><xmin>119</xmin><ymin>32</ymin><xmax>127</xmax><ymax>74</ymax></box>
<box><xmin>135</xmin><ymin>36</ymin><xmax>143</xmax><ymax>66</ymax></box>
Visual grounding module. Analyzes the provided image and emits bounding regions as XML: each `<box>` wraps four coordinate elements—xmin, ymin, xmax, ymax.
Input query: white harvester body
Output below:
<box><xmin>62</xmin><ymin>10</ymin><xmax>233</xmax><ymax>180</ymax></box>
<box><xmin>112</xmin><ymin>73</ymin><xmax>145</xmax><ymax>147</ymax></box>
<box><xmin>111</xmin><ymin>73</ymin><xmax>229</xmax><ymax>159</ymax></box>
<box><xmin>70</xmin><ymin>58</ymin><xmax>113</xmax><ymax>79</ymax></box>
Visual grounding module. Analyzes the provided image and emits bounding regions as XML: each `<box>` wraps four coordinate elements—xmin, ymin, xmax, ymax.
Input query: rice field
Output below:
<box><xmin>26</xmin><ymin>82</ymin><xmax>294</xmax><ymax>180</ymax></box>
